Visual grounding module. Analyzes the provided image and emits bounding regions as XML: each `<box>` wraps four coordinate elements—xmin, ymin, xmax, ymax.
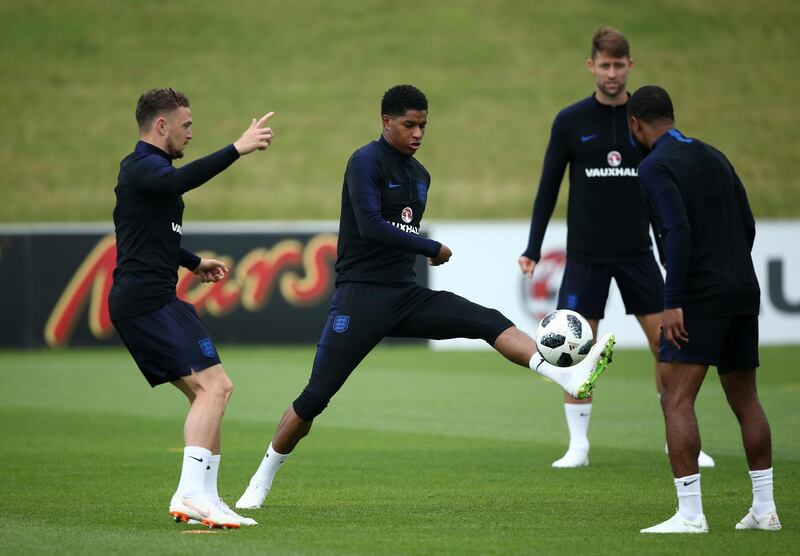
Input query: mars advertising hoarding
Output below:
<box><xmin>0</xmin><ymin>222</ymin><xmax>424</xmax><ymax>348</ymax></box>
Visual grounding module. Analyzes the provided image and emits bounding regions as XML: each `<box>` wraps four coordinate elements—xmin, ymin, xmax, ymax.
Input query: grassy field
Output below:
<box><xmin>1</xmin><ymin>345</ymin><xmax>798</xmax><ymax>554</ymax></box>
<box><xmin>1</xmin><ymin>0</ymin><xmax>799</xmax><ymax>222</ymax></box>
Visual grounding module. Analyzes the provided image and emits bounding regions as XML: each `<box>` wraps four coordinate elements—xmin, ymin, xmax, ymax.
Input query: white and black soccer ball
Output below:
<box><xmin>535</xmin><ymin>309</ymin><xmax>594</xmax><ymax>367</ymax></box>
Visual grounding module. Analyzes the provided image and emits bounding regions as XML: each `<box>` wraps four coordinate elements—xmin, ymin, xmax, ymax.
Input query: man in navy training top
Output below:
<box><xmin>109</xmin><ymin>88</ymin><xmax>274</xmax><ymax>528</ymax></box>
<box><xmin>518</xmin><ymin>27</ymin><xmax>714</xmax><ymax>468</ymax></box>
<box><xmin>235</xmin><ymin>84</ymin><xmax>616</xmax><ymax>510</ymax></box>
<box><xmin>630</xmin><ymin>85</ymin><xmax>780</xmax><ymax>534</ymax></box>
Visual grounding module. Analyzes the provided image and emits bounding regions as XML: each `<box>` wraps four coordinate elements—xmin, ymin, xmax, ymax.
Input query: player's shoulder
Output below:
<box><xmin>554</xmin><ymin>95</ymin><xmax>596</xmax><ymax>124</ymax></box>
<box><xmin>348</xmin><ymin>139</ymin><xmax>381</xmax><ymax>164</ymax></box>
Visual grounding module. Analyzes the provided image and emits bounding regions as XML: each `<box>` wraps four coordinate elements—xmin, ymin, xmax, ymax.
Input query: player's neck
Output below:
<box><xmin>140</xmin><ymin>134</ymin><xmax>169</xmax><ymax>154</ymax></box>
<box><xmin>594</xmin><ymin>89</ymin><xmax>629</xmax><ymax>107</ymax></box>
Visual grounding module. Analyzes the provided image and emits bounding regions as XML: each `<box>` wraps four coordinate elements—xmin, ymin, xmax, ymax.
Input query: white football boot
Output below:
<box><xmin>640</xmin><ymin>511</ymin><xmax>708</xmax><ymax>534</ymax></box>
<box><xmin>186</xmin><ymin>498</ymin><xmax>258</xmax><ymax>526</ymax></box>
<box><xmin>169</xmin><ymin>493</ymin><xmax>241</xmax><ymax>529</ymax></box>
<box><xmin>697</xmin><ymin>450</ymin><xmax>716</xmax><ymax>468</ymax></box>
<box><xmin>665</xmin><ymin>445</ymin><xmax>716</xmax><ymax>468</ymax></box>
<box><xmin>735</xmin><ymin>509</ymin><xmax>781</xmax><ymax>531</ymax></box>
<box><xmin>564</xmin><ymin>334</ymin><xmax>615</xmax><ymax>399</ymax></box>
<box><xmin>551</xmin><ymin>448</ymin><xmax>589</xmax><ymax>468</ymax></box>
<box><xmin>236</xmin><ymin>483</ymin><xmax>270</xmax><ymax>510</ymax></box>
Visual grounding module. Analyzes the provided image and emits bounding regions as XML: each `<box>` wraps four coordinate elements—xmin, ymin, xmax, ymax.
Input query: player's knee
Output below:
<box><xmin>293</xmin><ymin>389</ymin><xmax>329</xmax><ymax>421</ymax></box>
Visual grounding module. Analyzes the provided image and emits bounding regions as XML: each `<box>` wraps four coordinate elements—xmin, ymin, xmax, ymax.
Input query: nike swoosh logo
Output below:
<box><xmin>579</xmin><ymin>413</ymin><xmax>590</xmax><ymax>417</ymax></box>
<box><xmin>388</xmin><ymin>182</ymin><xmax>402</xmax><ymax>188</ymax></box>
<box><xmin>182</xmin><ymin>498</ymin><xmax>211</xmax><ymax>518</ymax></box>
<box><xmin>188</xmin><ymin>456</ymin><xmax>204</xmax><ymax>463</ymax></box>
<box><xmin>683</xmin><ymin>478</ymin><xmax>699</xmax><ymax>486</ymax></box>
<box><xmin>581</xmin><ymin>134</ymin><xmax>598</xmax><ymax>142</ymax></box>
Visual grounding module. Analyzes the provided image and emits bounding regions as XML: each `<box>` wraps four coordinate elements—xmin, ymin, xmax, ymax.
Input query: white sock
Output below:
<box><xmin>529</xmin><ymin>353</ymin><xmax>570</xmax><ymax>389</ymax></box>
<box><xmin>206</xmin><ymin>454</ymin><xmax>221</xmax><ymax>502</ymax></box>
<box><xmin>564</xmin><ymin>403</ymin><xmax>591</xmax><ymax>451</ymax></box>
<box><xmin>176</xmin><ymin>446</ymin><xmax>212</xmax><ymax>498</ymax></box>
<box><xmin>251</xmin><ymin>442</ymin><xmax>289</xmax><ymax>488</ymax></box>
<box><xmin>749</xmin><ymin>467</ymin><xmax>776</xmax><ymax>515</ymax></box>
<box><xmin>674</xmin><ymin>473</ymin><xmax>703</xmax><ymax>520</ymax></box>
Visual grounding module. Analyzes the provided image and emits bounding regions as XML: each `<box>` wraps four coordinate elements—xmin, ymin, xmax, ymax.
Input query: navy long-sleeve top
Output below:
<box><xmin>109</xmin><ymin>140</ymin><xmax>240</xmax><ymax>320</ymax></box>
<box><xmin>638</xmin><ymin>129</ymin><xmax>759</xmax><ymax>317</ymax></box>
<box><xmin>523</xmin><ymin>94</ymin><xmax>653</xmax><ymax>263</ymax></box>
<box><xmin>334</xmin><ymin>136</ymin><xmax>441</xmax><ymax>286</ymax></box>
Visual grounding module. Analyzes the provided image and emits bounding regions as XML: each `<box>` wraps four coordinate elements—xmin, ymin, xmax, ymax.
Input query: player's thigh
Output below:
<box><xmin>178</xmin><ymin>364</ymin><xmax>232</xmax><ymax>398</ymax></box>
<box><xmin>657</xmin><ymin>360</ymin><xmax>708</xmax><ymax>405</ymax></box>
<box><xmin>301</xmin><ymin>283</ymin><xmax>397</xmax><ymax>398</ymax></box>
<box><xmin>557</xmin><ymin>260</ymin><xmax>612</xmax><ymax>320</ymax></box>
<box><xmin>612</xmin><ymin>258</ymin><xmax>664</xmax><ymax>316</ymax></box>
<box><xmin>112</xmin><ymin>299</ymin><xmax>221</xmax><ymax>388</ymax></box>
<box><xmin>389</xmin><ymin>286</ymin><xmax>513</xmax><ymax>344</ymax></box>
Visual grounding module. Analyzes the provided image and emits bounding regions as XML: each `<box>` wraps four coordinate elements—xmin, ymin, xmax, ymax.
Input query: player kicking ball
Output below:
<box><xmin>235</xmin><ymin>85</ymin><xmax>615</xmax><ymax>510</ymax></box>
<box><xmin>109</xmin><ymin>88</ymin><xmax>274</xmax><ymax>528</ymax></box>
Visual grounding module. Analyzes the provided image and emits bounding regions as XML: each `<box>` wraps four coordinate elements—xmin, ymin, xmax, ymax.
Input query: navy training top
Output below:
<box><xmin>334</xmin><ymin>136</ymin><xmax>441</xmax><ymax>286</ymax></box>
<box><xmin>638</xmin><ymin>129</ymin><xmax>759</xmax><ymax>317</ymax></box>
<box><xmin>523</xmin><ymin>94</ymin><xmax>654</xmax><ymax>263</ymax></box>
<box><xmin>109</xmin><ymin>140</ymin><xmax>239</xmax><ymax>320</ymax></box>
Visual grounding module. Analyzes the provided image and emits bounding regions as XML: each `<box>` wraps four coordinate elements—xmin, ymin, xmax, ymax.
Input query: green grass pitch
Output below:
<box><xmin>1</xmin><ymin>345</ymin><xmax>798</xmax><ymax>554</ymax></box>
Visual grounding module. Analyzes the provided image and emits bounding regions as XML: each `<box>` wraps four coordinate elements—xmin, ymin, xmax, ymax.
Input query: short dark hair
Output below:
<box><xmin>381</xmin><ymin>85</ymin><xmax>428</xmax><ymax>117</ymax></box>
<box><xmin>628</xmin><ymin>85</ymin><xmax>675</xmax><ymax>123</ymax></box>
<box><xmin>591</xmin><ymin>27</ymin><xmax>630</xmax><ymax>59</ymax></box>
<box><xmin>135</xmin><ymin>88</ymin><xmax>190</xmax><ymax>130</ymax></box>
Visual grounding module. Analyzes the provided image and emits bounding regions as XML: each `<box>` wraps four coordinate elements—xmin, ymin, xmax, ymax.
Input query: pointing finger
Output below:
<box><xmin>257</xmin><ymin>111</ymin><xmax>275</xmax><ymax>126</ymax></box>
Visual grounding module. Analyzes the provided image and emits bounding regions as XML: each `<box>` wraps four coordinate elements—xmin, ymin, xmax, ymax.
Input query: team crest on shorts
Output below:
<box><xmin>417</xmin><ymin>182</ymin><xmax>427</xmax><ymax>204</ymax></box>
<box><xmin>198</xmin><ymin>338</ymin><xmax>216</xmax><ymax>358</ymax></box>
<box><xmin>333</xmin><ymin>315</ymin><xmax>350</xmax><ymax>333</ymax></box>
<box><xmin>607</xmin><ymin>150</ymin><xmax>622</xmax><ymax>167</ymax></box>
<box><xmin>401</xmin><ymin>207</ymin><xmax>413</xmax><ymax>223</ymax></box>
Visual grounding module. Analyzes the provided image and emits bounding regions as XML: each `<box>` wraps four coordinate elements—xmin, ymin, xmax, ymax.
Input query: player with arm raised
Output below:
<box><xmin>630</xmin><ymin>86</ymin><xmax>779</xmax><ymax>534</ymax></box>
<box><xmin>235</xmin><ymin>84</ymin><xmax>616</xmax><ymax>510</ymax></box>
<box><xmin>109</xmin><ymin>88</ymin><xmax>273</xmax><ymax>528</ymax></box>
<box><xmin>518</xmin><ymin>27</ymin><xmax>714</xmax><ymax>468</ymax></box>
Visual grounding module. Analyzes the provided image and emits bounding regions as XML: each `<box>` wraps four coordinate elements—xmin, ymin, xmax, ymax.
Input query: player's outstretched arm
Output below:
<box><xmin>234</xmin><ymin>112</ymin><xmax>275</xmax><ymax>155</ymax></box>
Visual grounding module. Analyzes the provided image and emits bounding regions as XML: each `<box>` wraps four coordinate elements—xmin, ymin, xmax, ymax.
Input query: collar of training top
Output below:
<box><xmin>134</xmin><ymin>140</ymin><xmax>171</xmax><ymax>160</ymax></box>
<box><xmin>378</xmin><ymin>135</ymin><xmax>414</xmax><ymax>159</ymax></box>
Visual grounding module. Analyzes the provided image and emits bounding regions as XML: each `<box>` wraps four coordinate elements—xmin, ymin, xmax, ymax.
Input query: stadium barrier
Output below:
<box><xmin>1</xmin><ymin>221</ymin><xmax>797</xmax><ymax>349</ymax></box>
<box><xmin>428</xmin><ymin>221</ymin><xmax>800</xmax><ymax>349</ymax></box>
<box><xmin>0</xmin><ymin>222</ymin><xmax>426</xmax><ymax>348</ymax></box>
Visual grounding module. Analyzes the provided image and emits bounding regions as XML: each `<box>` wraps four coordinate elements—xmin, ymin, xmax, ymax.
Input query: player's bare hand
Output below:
<box><xmin>662</xmin><ymin>307</ymin><xmax>688</xmax><ymax>349</ymax></box>
<box><xmin>194</xmin><ymin>258</ymin><xmax>229</xmax><ymax>283</ymax></box>
<box><xmin>234</xmin><ymin>112</ymin><xmax>275</xmax><ymax>155</ymax></box>
<box><xmin>518</xmin><ymin>255</ymin><xmax>537</xmax><ymax>277</ymax></box>
<box><xmin>428</xmin><ymin>243</ymin><xmax>452</xmax><ymax>266</ymax></box>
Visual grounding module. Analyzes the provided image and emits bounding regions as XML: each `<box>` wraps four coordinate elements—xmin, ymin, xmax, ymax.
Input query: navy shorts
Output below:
<box><xmin>292</xmin><ymin>282</ymin><xmax>514</xmax><ymax>420</ymax></box>
<box><xmin>112</xmin><ymin>300</ymin><xmax>221</xmax><ymax>387</ymax></box>
<box><xmin>557</xmin><ymin>257</ymin><xmax>664</xmax><ymax>320</ymax></box>
<box><xmin>658</xmin><ymin>314</ymin><xmax>759</xmax><ymax>374</ymax></box>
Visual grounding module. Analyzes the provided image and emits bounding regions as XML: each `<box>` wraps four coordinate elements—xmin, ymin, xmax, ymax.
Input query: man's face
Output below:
<box><xmin>162</xmin><ymin>106</ymin><xmax>193</xmax><ymax>159</ymax></box>
<box><xmin>382</xmin><ymin>109</ymin><xmax>427</xmax><ymax>156</ymax></box>
<box><xmin>588</xmin><ymin>52</ymin><xmax>633</xmax><ymax>99</ymax></box>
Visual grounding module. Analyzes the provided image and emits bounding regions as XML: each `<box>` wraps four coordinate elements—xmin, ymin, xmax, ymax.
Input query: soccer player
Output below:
<box><xmin>629</xmin><ymin>85</ymin><xmax>780</xmax><ymax>534</ymax></box>
<box><xmin>518</xmin><ymin>27</ymin><xmax>714</xmax><ymax>468</ymax></box>
<box><xmin>235</xmin><ymin>85</ymin><xmax>616</xmax><ymax>510</ymax></box>
<box><xmin>109</xmin><ymin>88</ymin><xmax>274</xmax><ymax>528</ymax></box>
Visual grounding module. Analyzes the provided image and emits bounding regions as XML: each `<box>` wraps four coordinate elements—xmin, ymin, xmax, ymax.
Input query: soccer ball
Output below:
<box><xmin>535</xmin><ymin>309</ymin><xmax>593</xmax><ymax>367</ymax></box>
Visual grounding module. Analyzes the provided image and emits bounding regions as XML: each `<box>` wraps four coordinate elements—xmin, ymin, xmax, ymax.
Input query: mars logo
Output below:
<box><xmin>401</xmin><ymin>207</ymin><xmax>413</xmax><ymax>223</ymax></box>
<box><xmin>44</xmin><ymin>234</ymin><xmax>339</xmax><ymax>347</ymax></box>
<box><xmin>607</xmin><ymin>151</ymin><xmax>622</xmax><ymax>167</ymax></box>
<box><xmin>520</xmin><ymin>249</ymin><xmax>567</xmax><ymax>323</ymax></box>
